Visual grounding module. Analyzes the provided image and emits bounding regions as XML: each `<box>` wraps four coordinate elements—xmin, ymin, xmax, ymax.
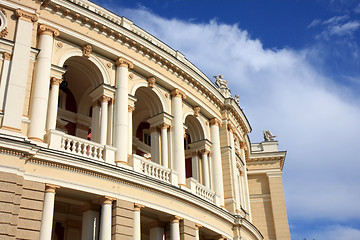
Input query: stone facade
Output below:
<box><xmin>0</xmin><ymin>0</ymin><xmax>290</xmax><ymax>239</ymax></box>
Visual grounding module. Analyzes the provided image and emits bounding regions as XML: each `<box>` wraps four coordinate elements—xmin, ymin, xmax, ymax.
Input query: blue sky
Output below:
<box><xmin>91</xmin><ymin>1</ymin><xmax>360</xmax><ymax>239</ymax></box>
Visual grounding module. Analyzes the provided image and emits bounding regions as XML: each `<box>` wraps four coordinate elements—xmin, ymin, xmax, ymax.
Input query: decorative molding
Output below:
<box><xmin>45</xmin><ymin>183</ymin><xmax>60</xmax><ymax>193</ymax></box>
<box><xmin>115</xmin><ymin>57</ymin><xmax>134</xmax><ymax>69</ymax></box>
<box><xmin>134</xmin><ymin>203</ymin><xmax>145</xmax><ymax>212</ymax></box>
<box><xmin>0</xmin><ymin>8</ymin><xmax>7</xmax><ymax>17</ymax></box>
<box><xmin>169</xmin><ymin>215</ymin><xmax>183</xmax><ymax>223</ymax></box>
<box><xmin>193</xmin><ymin>106</ymin><xmax>200</xmax><ymax>117</ymax></box>
<box><xmin>128</xmin><ymin>105</ymin><xmax>135</xmax><ymax>112</ymax></box>
<box><xmin>159</xmin><ymin>122</ymin><xmax>170</xmax><ymax>129</ymax></box>
<box><xmin>15</xmin><ymin>9</ymin><xmax>38</xmax><ymax>23</ymax></box>
<box><xmin>99</xmin><ymin>95</ymin><xmax>111</xmax><ymax>103</ymax></box>
<box><xmin>0</xmin><ymin>27</ymin><xmax>7</xmax><ymax>38</ymax></box>
<box><xmin>82</xmin><ymin>44</ymin><xmax>92</xmax><ymax>58</ymax></box>
<box><xmin>147</xmin><ymin>76</ymin><xmax>156</xmax><ymax>88</ymax></box>
<box><xmin>170</xmin><ymin>89</ymin><xmax>186</xmax><ymax>99</ymax></box>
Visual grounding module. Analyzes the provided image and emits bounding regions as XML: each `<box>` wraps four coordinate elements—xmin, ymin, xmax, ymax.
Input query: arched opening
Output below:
<box><xmin>57</xmin><ymin>56</ymin><xmax>103</xmax><ymax>140</ymax></box>
<box><xmin>133</xmin><ymin>87</ymin><xmax>164</xmax><ymax>163</ymax></box>
<box><xmin>184</xmin><ymin>115</ymin><xmax>206</xmax><ymax>181</ymax></box>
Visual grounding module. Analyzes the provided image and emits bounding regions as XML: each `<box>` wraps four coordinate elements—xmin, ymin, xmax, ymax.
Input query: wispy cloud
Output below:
<box><xmin>96</xmin><ymin>3</ymin><xmax>360</xmax><ymax>237</ymax></box>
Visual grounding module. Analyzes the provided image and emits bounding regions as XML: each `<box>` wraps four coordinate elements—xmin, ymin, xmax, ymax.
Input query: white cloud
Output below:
<box><xmin>312</xmin><ymin>225</ymin><xmax>360</xmax><ymax>240</ymax></box>
<box><xmin>104</xmin><ymin>4</ymin><xmax>360</xmax><ymax>226</ymax></box>
<box><xmin>329</xmin><ymin>20</ymin><xmax>360</xmax><ymax>35</ymax></box>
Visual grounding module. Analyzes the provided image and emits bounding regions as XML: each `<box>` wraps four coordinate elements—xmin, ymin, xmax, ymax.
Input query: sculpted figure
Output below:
<box><xmin>234</xmin><ymin>95</ymin><xmax>240</xmax><ymax>105</ymax></box>
<box><xmin>214</xmin><ymin>74</ymin><xmax>228</xmax><ymax>89</ymax></box>
<box><xmin>263</xmin><ymin>130</ymin><xmax>276</xmax><ymax>141</ymax></box>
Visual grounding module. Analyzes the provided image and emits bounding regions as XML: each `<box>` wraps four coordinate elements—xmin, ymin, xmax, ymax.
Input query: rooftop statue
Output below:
<box><xmin>213</xmin><ymin>74</ymin><xmax>231</xmax><ymax>98</ymax></box>
<box><xmin>234</xmin><ymin>95</ymin><xmax>240</xmax><ymax>105</ymax></box>
<box><xmin>263</xmin><ymin>130</ymin><xmax>277</xmax><ymax>141</ymax></box>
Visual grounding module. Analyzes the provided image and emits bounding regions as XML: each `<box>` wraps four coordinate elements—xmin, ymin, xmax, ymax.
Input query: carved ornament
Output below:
<box><xmin>147</xmin><ymin>76</ymin><xmax>156</xmax><ymax>88</ymax></box>
<box><xmin>128</xmin><ymin>105</ymin><xmax>135</xmax><ymax>112</ymax></box>
<box><xmin>15</xmin><ymin>9</ymin><xmax>38</xmax><ymax>23</ymax></box>
<box><xmin>193</xmin><ymin>106</ymin><xmax>200</xmax><ymax>117</ymax></box>
<box><xmin>134</xmin><ymin>203</ymin><xmax>145</xmax><ymax>212</ymax></box>
<box><xmin>209</xmin><ymin>118</ymin><xmax>222</xmax><ymax>127</ymax></box>
<box><xmin>82</xmin><ymin>44</ymin><xmax>92</xmax><ymax>58</ymax></box>
<box><xmin>170</xmin><ymin>89</ymin><xmax>186</xmax><ymax>99</ymax></box>
<box><xmin>45</xmin><ymin>183</ymin><xmax>60</xmax><ymax>193</ymax></box>
<box><xmin>38</xmin><ymin>24</ymin><xmax>60</xmax><ymax>37</ymax></box>
<box><xmin>3</xmin><ymin>52</ymin><xmax>11</xmax><ymax>61</ymax></box>
<box><xmin>169</xmin><ymin>216</ymin><xmax>182</xmax><ymax>223</ymax></box>
<box><xmin>115</xmin><ymin>57</ymin><xmax>134</xmax><ymax>69</ymax></box>
<box><xmin>99</xmin><ymin>95</ymin><xmax>111</xmax><ymax>103</ymax></box>
<box><xmin>0</xmin><ymin>27</ymin><xmax>7</xmax><ymax>38</ymax></box>
<box><xmin>0</xmin><ymin>8</ymin><xmax>7</xmax><ymax>17</ymax></box>
<box><xmin>50</xmin><ymin>77</ymin><xmax>63</xmax><ymax>86</ymax></box>
<box><xmin>101</xmin><ymin>196</ymin><xmax>116</xmax><ymax>205</ymax></box>
<box><xmin>159</xmin><ymin>122</ymin><xmax>170</xmax><ymax>129</ymax></box>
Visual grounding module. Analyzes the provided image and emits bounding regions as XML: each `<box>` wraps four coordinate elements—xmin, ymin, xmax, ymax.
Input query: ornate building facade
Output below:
<box><xmin>0</xmin><ymin>0</ymin><xmax>291</xmax><ymax>239</ymax></box>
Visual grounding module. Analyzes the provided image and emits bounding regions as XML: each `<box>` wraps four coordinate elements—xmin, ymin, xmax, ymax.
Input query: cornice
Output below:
<box><xmin>247</xmin><ymin>153</ymin><xmax>286</xmax><ymax>170</ymax></box>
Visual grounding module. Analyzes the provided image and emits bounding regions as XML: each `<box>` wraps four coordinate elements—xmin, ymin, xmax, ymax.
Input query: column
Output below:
<box><xmin>194</xmin><ymin>224</ymin><xmax>202</xmax><ymax>240</ymax></box>
<box><xmin>1</xmin><ymin>10</ymin><xmax>38</xmax><ymax>132</ymax></box>
<box><xmin>169</xmin><ymin>216</ymin><xmax>181</xmax><ymax>240</ymax></box>
<box><xmin>160</xmin><ymin>123</ymin><xmax>169</xmax><ymax>168</ymax></box>
<box><xmin>99</xmin><ymin>96</ymin><xmax>110</xmax><ymax>145</ymax></box>
<box><xmin>99</xmin><ymin>196</ymin><xmax>114</xmax><ymax>240</ymax></box>
<box><xmin>133</xmin><ymin>203</ymin><xmax>144</xmax><ymax>240</ymax></box>
<box><xmin>210</xmin><ymin>118</ymin><xmax>225</xmax><ymax>206</ymax></box>
<box><xmin>201</xmin><ymin>150</ymin><xmax>210</xmax><ymax>188</ymax></box>
<box><xmin>168</xmin><ymin>127</ymin><xmax>173</xmax><ymax>168</ymax></box>
<box><xmin>0</xmin><ymin>53</ymin><xmax>11</xmax><ymax>112</ymax></box>
<box><xmin>28</xmin><ymin>25</ymin><xmax>59</xmax><ymax>142</ymax></box>
<box><xmin>229</xmin><ymin>125</ymin><xmax>241</xmax><ymax>211</ymax></box>
<box><xmin>171</xmin><ymin>89</ymin><xmax>186</xmax><ymax>186</ymax></box>
<box><xmin>128</xmin><ymin>105</ymin><xmax>135</xmax><ymax>155</ymax></box>
<box><xmin>107</xmin><ymin>99</ymin><xmax>114</xmax><ymax>145</ymax></box>
<box><xmin>39</xmin><ymin>184</ymin><xmax>59</xmax><ymax>240</ymax></box>
<box><xmin>150</xmin><ymin>126</ymin><xmax>160</xmax><ymax>163</ymax></box>
<box><xmin>114</xmin><ymin>57</ymin><xmax>133</xmax><ymax>165</ymax></box>
<box><xmin>81</xmin><ymin>204</ymin><xmax>99</xmax><ymax>240</ymax></box>
<box><xmin>149</xmin><ymin>221</ymin><xmax>164</xmax><ymax>240</ymax></box>
<box><xmin>45</xmin><ymin>77</ymin><xmax>62</xmax><ymax>132</ymax></box>
<box><xmin>267</xmin><ymin>172</ymin><xmax>291</xmax><ymax>240</ymax></box>
<box><xmin>191</xmin><ymin>151</ymin><xmax>200</xmax><ymax>181</ymax></box>
<box><xmin>91</xmin><ymin>101</ymin><xmax>100</xmax><ymax>142</ymax></box>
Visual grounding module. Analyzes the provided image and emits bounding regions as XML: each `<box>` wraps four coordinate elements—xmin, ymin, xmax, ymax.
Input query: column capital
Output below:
<box><xmin>201</xmin><ymin>149</ymin><xmax>210</xmax><ymax>155</ymax></box>
<box><xmin>159</xmin><ymin>122</ymin><xmax>170</xmax><ymax>129</ymax></box>
<box><xmin>3</xmin><ymin>52</ymin><xmax>11</xmax><ymax>61</ymax></box>
<box><xmin>92</xmin><ymin>101</ymin><xmax>100</xmax><ymax>108</ymax></box>
<box><xmin>50</xmin><ymin>77</ymin><xmax>63</xmax><ymax>86</ymax></box>
<box><xmin>128</xmin><ymin>105</ymin><xmax>135</xmax><ymax>112</ymax></box>
<box><xmin>193</xmin><ymin>106</ymin><xmax>200</xmax><ymax>117</ymax></box>
<box><xmin>171</xmin><ymin>89</ymin><xmax>186</xmax><ymax>99</ymax></box>
<box><xmin>169</xmin><ymin>216</ymin><xmax>183</xmax><ymax>223</ymax></box>
<box><xmin>101</xmin><ymin>196</ymin><xmax>116</xmax><ymax>205</ymax></box>
<box><xmin>38</xmin><ymin>24</ymin><xmax>60</xmax><ymax>37</ymax></box>
<box><xmin>99</xmin><ymin>95</ymin><xmax>111</xmax><ymax>103</ymax></box>
<box><xmin>195</xmin><ymin>223</ymin><xmax>203</xmax><ymax>230</ymax></box>
<box><xmin>115</xmin><ymin>57</ymin><xmax>134</xmax><ymax>69</ymax></box>
<box><xmin>215</xmin><ymin>235</ymin><xmax>227</xmax><ymax>240</ymax></box>
<box><xmin>149</xmin><ymin>126</ymin><xmax>159</xmax><ymax>133</ymax></box>
<box><xmin>147</xmin><ymin>76</ymin><xmax>156</xmax><ymax>88</ymax></box>
<box><xmin>15</xmin><ymin>9</ymin><xmax>38</xmax><ymax>23</ymax></box>
<box><xmin>209</xmin><ymin>118</ymin><xmax>222</xmax><ymax>127</ymax></box>
<box><xmin>134</xmin><ymin>203</ymin><xmax>145</xmax><ymax>212</ymax></box>
<box><xmin>45</xmin><ymin>183</ymin><xmax>60</xmax><ymax>193</ymax></box>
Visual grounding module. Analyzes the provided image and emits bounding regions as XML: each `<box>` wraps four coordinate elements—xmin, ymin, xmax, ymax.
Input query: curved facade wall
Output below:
<box><xmin>0</xmin><ymin>1</ymin><xmax>290</xmax><ymax>239</ymax></box>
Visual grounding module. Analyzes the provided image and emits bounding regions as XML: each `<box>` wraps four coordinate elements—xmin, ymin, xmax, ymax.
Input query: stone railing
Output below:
<box><xmin>47</xmin><ymin>130</ymin><xmax>115</xmax><ymax>164</ymax></box>
<box><xmin>131</xmin><ymin>155</ymin><xmax>178</xmax><ymax>186</ymax></box>
<box><xmin>186</xmin><ymin>178</ymin><xmax>218</xmax><ymax>204</ymax></box>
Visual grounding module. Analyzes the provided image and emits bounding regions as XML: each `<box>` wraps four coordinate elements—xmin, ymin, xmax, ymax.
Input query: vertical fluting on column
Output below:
<box><xmin>160</xmin><ymin>123</ymin><xmax>169</xmax><ymax>168</ymax></box>
<box><xmin>201</xmin><ymin>150</ymin><xmax>210</xmax><ymax>188</ymax></box>
<box><xmin>171</xmin><ymin>89</ymin><xmax>186</xmax><ymax>186</ymax></box>
<box><xmin>210</xmin><ymin>118</ymin><xmax>225</xmax><ymax>206</ymax></box>
<box><xmin>28</xmin><ymin>25</ymin><xmax>59</xmax><ymax>142</ymax></box>
<box><xmin>133</xmin><ymin>203</ymin><xmax>144</xmax><ymax>240</ymax></box>
<box><xmin>99</xmin><ymin>96</ymin><xmax>110</xmax><ymax>145</ymax></box>
<box><xmin>228</xmin><ymin>124</ymin><xmax>241</xmax><ymax>212</ymax></box>
<box><xmin>169</xmin><ymin>216</ymin><xmax>182</xmax><ymax>240</ymax></box>
<box><xmin>39</xmin><ymin>184</ymin><xmax>60</xmax><ymax>240</ymax></box>
<box><xmin>46</xmin><ymin>77</ymin><xmax>63</xmax><ymax>132</ymax></box>
<box><xmin>91</xmin><ymin>101</ymin><xmax>100</xmax><ymax>143</ymax></box>
<box><xmin>114</xmin><ymin>57</ymin><xmax>133</xmax><ymax>165</ymax></box>
<box><xmin>99</xmin><ymin>196</ymin><xmax>114</xmax><ymax>240</ymax></box>
<box><xmin>128</xmin><ymin>105</ymin><xmax>135</xmax><ymax>155</ymax></box>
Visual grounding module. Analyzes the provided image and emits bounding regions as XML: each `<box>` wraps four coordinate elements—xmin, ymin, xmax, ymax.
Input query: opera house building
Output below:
<box><xmin>0</xmin><ymin>0</ymin><xmax>291</xmax><ymax>239</ymax></box>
